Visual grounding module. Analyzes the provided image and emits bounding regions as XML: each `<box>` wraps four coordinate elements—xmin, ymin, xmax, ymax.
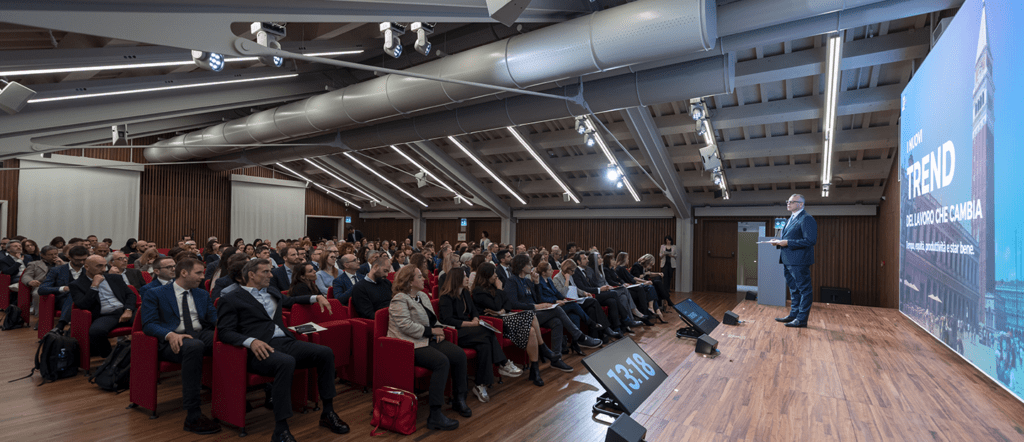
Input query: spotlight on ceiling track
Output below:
<box><xmin>584</xmin><ymin>133</ymin><xmax>596</xmax><ymax>147</ymax></box>
<box><xmin>191</xmin><ymin>50</ymin><xmax>224</xmax><ymax>71</ymax></box>
<box><xmin>689</xmin><ymin>101</ymin><xmax>705</xmax><ymax>120</ymax></box>
<box><xmin>0</xmin><ymin>80</ymin><xmax>36</xmax><ymax>114</ymax></box>
<box><xmin>252</xmin><ymin>22</ymin><xmax>286</xmax><ymax>67</ymax></box>
<box><xmin>574</xmin><ymin>116</ymin><xmax>589</xmax><ymax>135</ymax></box>
<box><xmin>605</xmin><ymin>164</ymin><xmax>620</xmax><ymax>181</ymax></box>
<box><xmin>380</xmin><ymin>22</ymin><xmax>406</xmax><ymax>59</ymax></box>
<box><xmin>410</xmin><ymin>22</ymin><xmax>433</xmax><ymax>56</ymax></box>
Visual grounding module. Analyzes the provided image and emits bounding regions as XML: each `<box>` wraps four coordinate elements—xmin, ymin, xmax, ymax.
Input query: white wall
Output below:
<box><xmin>18</xmin><ymin>155</ymin><xmax>141</xmax><ymax>245</ymax></box>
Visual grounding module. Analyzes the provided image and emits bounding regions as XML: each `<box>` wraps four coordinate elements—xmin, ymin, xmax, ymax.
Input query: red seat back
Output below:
<box><xmin>373</xmin><ymin>308</ymin><xmax>389</xmax><ymax>341</ymax></box>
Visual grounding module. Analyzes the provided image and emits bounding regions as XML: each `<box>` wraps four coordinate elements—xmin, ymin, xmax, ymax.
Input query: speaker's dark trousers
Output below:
<box><xmin>783</xmin><ymin>265</ymin><xmax>813</xmax><ymax>322</ymax></box>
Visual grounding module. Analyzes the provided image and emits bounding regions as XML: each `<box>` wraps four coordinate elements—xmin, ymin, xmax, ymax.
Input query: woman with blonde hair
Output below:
<box><xmin>388</xmin><ymin>265</ymin><xmax>469</xmax><ymax>430</ymax></box>
<box><xmin>134</xmin><ymin>247</ymin><xmax>161</xmax><ymax>273</ymax></box>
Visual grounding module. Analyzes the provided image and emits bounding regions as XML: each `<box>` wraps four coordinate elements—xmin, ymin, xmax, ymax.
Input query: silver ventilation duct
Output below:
<box><xmin>208</xmin><ymin>53</ymin><xmax>734</xmax><ymax>170</ymax></box>
<box><xmin>145</xmin><ymin>0</ymin><xmax>718</xmax><ymax>163</ymax></box>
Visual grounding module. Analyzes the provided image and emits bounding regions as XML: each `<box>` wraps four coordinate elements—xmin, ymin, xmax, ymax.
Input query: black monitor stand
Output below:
<box><xmin>676</xmin><ymin>313</ymin><xmax>703</xmax><ymax>339</ymax></box>
<box><xmin>593</xmin><ymin>392</ymin><xmax>627</xmax><ymax>418</ymax></box>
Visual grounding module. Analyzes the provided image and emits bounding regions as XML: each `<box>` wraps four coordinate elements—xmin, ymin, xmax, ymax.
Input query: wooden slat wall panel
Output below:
<box><xmin>305</xmin><ymin>188</ymin><xmax>348</xmax><ymax>218</ymax></box>
<box><xmin>813</xmin><ymin>216</ymin><xmax>878</xmax><ymax>307</ymax></box>
<box><xmin>516</xmin><ymin>219</ymin><xmax>673</xmax><ymax>267</ymax></box>
<box><xmin>0</xmin><ymin>159</ymin><xmax>19</xmax><ymax>236</ymax></box>
<box><xmin>877</xmin><ymin>161</ymin><xmax>900</xmax><ymax>308</ymax></box>
<box><xmin>694</xmin><ymin>215</ymin><xmax>881</xmax><ymax>307</ymax></box>
<box><xmin>139</xmin><ymin>164</ymin><xmax>232</xmax><ymax>249</ymax></box>
<box><xmin>427</xmin><ymin>219</ymin><xmax>461</xmax><ymax>245</ymax></box>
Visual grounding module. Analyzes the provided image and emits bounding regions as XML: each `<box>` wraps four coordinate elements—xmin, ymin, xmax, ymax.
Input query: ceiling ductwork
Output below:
<box><xmin>145</xmin><ymin>0</ymin><xmax>718</xmax><ymax>163</ymax></box>
<box><xmin>208</xmin><ymin>53</ymin><xmax>735</xmax><ymax>170</ymax></box>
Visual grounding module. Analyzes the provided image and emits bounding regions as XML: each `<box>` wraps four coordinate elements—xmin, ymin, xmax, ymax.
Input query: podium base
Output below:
<box><xmin>676</xmin><ymin>325</ymin><xmax>702</xmax><ymax>339</ymax></box>
<box><xmin>593</xmin><ymin>392</ymin><xmax>627</xmax><ymax>418</ymax></box>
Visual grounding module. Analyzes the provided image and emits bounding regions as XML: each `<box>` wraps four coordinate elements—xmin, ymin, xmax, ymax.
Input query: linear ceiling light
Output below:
<box><xmin>447</xmin><ymin>135</ymin><xmax>527</xmax><ymax>205</ymax></box>
<box><xmin>343</xmin><ymin>152</ymin><xmax>429</xmax><ymax>207</ymax></box>
<box><xmin>507</xmin><ymin>127</ymin><xmax>579</xmax><ymax>203</ymax></box>
<box><xmin>821</xmin><ymin>32</ymin><xmax>843</xmax><ymax>197</ymax></box>
<box><xmin>303</xmin><ymin>158</ymin><xmax>380</xmax><ymax>203</ymax></box>
<box><xmin>275</xmin><ymin>162</ymin><xmax>361</xmax><ymax>209</ymax></box>
<box><xmin>0</xmin><ymin>51</ymin><xmax>363</xmax><ymax>77</ymax></box>
<box><xmin>27</xmin><ymin>73</ymin><xmax>298</xmax><ymax>103</ymax></box>
<box><xmin>390</xmin><ymin>145</ymin><xmax>473</xmax><ymax>206</ymax></box>
<box><xmin>584</xmin><ymin>116</ymin><xmax>640</xmax><ymax>202</ymax></box>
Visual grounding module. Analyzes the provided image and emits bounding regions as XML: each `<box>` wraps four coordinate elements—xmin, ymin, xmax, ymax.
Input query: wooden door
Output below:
<box><xmin>701</xmin><ymin>220</ymin><xmax>738</xmax><ymax>293</ymax></box>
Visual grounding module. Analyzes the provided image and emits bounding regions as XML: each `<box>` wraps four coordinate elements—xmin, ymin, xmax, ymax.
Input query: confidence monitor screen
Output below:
<box><xmin>673</xmin><ymin>298</ymin><xmax>719</xmax><ymax>335</ymax></box>
<box><xmin>582</xmin><ymin>336</ymin><xmax>668</xmax><ymax>414</ymax></box>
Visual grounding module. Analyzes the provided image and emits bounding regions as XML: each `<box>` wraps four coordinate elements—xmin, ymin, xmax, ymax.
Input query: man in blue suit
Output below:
<box><xmin>141</xmin><ymin>257</ymin><xmax>221</xmax><ymax>435</ymax></box>
<box><xmin>331</xmin><ymin>253</ymin><xmax>360</xmax><ymax>305</ymax></box>
<box><xmin>139</xmin><ymin>256</ymin><xmax>176</xmax><ymax>298</ymax></box>
<box><xmin>42</xmin><ymin>245</ymin><xmax>90</xmax><ymax>325</ymax></box>
<box><xmin>770</xmin><ymin>194</ymin><xmax>818</xmax><ymax>328</ymax></box>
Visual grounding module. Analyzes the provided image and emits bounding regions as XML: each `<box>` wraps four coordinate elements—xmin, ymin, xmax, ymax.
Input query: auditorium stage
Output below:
<box><xmin>3</xmin><ymin>292</ymin><xmax>1023</xmax><ymax>441</ymax></box>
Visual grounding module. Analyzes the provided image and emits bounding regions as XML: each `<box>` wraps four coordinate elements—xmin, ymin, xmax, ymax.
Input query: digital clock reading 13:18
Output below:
<box><xmin>582</xmin><ymin>337</ymin><xmax>668</xmax><ymax>414</ymax></box>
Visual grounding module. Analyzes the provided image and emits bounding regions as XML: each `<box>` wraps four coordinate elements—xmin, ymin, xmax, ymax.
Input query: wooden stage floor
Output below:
<box><xmin>2</xmin><ymin>292</ymin><xmax>1023</xmax><ymax>441</ymax></box>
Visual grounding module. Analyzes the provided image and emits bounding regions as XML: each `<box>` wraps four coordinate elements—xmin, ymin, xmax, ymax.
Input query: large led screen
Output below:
<box><xmin>899</xmin><ymin>0</ymin><xmax>1022</xmax><ymax>400</ymax></box>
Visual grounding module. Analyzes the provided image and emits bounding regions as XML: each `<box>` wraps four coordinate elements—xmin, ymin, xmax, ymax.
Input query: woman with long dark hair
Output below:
<box><xmin>22</xmin><ymin>239</ymin><xmax>41</xmax><ymax>261</ymax></box>
<box><xmin>471</xmin><ymin>263</ymin><xmax>551</xmax><ymax>387</ymax></box>
<box><xmin>120</xmin><ymin>238</ymin><xmax>138</xmax><ymax>255</ymax></box>
<box><xmin>438</xmin><ymin>268</ymin><xmax>521</xmax><ymax>403</ymax></box>
<box><xmin>289</xmin><ymin>262</ymin><xmax>322</xmax><ymax>298</ymax></box>
<box><xmin>660</xmin><ymin>236</ymin><xmax>677</xmax><ymax>294</ymax></box>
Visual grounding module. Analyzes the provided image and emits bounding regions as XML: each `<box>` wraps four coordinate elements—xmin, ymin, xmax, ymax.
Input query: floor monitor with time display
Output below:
<box><xmin>582</xmin><ymin>336</ymin><xmax>668</xmax><ymax>415</ymax></box>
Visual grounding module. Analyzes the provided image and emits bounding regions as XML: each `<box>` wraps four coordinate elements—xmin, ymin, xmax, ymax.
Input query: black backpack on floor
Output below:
<box><xmin>17</xmin><ymin>329</ymin><xmax>80</xmax><ymax>385</ymax></box>
<box><xmin>1</xmin><ymin>305</ymin><xmax>25</xmax><ymax>330</ymax></box>
<box><xmin>89</xmin><ymin>339</ymin><xmax>131</xmax><ymax>393</ymax></box>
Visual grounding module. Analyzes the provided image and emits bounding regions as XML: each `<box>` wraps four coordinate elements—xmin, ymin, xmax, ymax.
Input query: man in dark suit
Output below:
<box><xmin>109</xmin><ymin>251</ymin><xmax>146</xmax><ymax>290</ymax></box>
<box><xmin>331</xmin><ymin>254</ymin><xmax>360</xmax><ymax>305</ymax></box>
<box><xmin>345</xmin><ymin>227</ymin><xmax>363</xmax><ymax>244</ymax></box>
<box><xmin>357</xmin><ymin>250</ymin><xmax>377</xmax><ymax>277</ymax></box>
<box><xmin>572</xmin><ymin>253</ymin><xmax>642</xmax><ymax>331</ymax></box>
<box><xmin>42</xmin><ymin>245</ymin><xmax>90</xmax><ymax>325</ymax></box>
<box><xmin>70</xmin><ymin>255</ymin><xmax>137</xmax><ymax>357</ymax></box>
<box><xmin>141</xmin><ymin>258</ymin><xmax>221</xmax><ymax>435</ymax></box>
<box><xmin>217</xmin><ymin>259</ymin><xmax>347</xmax><ymax>442</ymax></box>
<box><xmin>770</xmin><ymin>194</ymin><xmax>818</xmax><ymax>328</ymax></box>
<box><xmin>494</xmin><ymin>250</ymin><xmax>512</xmax><ymax>286</ymax></box>
<box><xmin>270</xmin><ymin>247</ymin><xmax>302</xmax><ymax>292</ymax></box>
<box><xmin>0</xmin><ymin>239</ymin><xmax>32</xmax><ymax>277</ymax></box>
<box><xmin>140</xmin><ymin>256</ymin><xmax>177</xmax><ymax>297</ymax></box>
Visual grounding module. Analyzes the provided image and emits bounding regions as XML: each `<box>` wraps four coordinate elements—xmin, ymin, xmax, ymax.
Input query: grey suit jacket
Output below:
<box><xmin>387</xmin><ymin>291</ymin><xmax>435</xmax><ymax>349</ymax></box>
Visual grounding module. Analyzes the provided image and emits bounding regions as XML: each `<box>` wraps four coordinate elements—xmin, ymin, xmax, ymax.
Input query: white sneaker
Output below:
<box><xmin>498</xmin><ymin>360</ymin><xmax>523</xmax><ymax>378</ymax></box>
<box><xmin>473</xmin><ymin>384</ymin><xmax>489</xmax><ymax>403</ymax></box>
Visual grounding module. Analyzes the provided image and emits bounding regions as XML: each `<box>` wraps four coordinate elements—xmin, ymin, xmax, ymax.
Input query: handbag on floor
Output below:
<box><xmin>370</xmin><ymin>386</ymin><xmax>417</xmax><ymax>436</ymax></box>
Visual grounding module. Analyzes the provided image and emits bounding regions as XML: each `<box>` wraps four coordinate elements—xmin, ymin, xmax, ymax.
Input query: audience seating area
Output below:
<box><xmin>0</xmin><ymin>234</ymin><xmax>671</xmax><ymax>440</ymax></box>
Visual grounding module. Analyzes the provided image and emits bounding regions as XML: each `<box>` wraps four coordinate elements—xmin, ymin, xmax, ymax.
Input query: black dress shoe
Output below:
<box><xmin>784</xmin><ymin>319</ymin><xmax>807</xmax><ymax>328</ymax></box>
<box><xmin>427</xmin><ymin>408</ymin><xmax>460</xmax><ymax>431</ymax></box>
<box><xmin>183</xmin><ymin>414</ymin><xmax>222</xmax><ymax>435</ymax></box>
<box><xmin>549</xmin><ymin>358</ymin><xmax>574</xmax><ymax>373</ymax></box>
<box><xmin>622</xmin><ymin>326</ymin><xmax>635</xmax><ymax>335</ymax></box>
<box><xmin>775</xmin><ymin>316</ymin><xmax>796</xmax><ymax>323</ymax></box>
<box><xmin>638</xmin><ymin>317</ymin><xmax>654</xmax><ymax>327</ymax></box>
<box><xmin>319</xmin><ymin>411</ymin><xmax>350</xmax><ymax>434</ymax></box>
<box><xmin>627</xmin><ymin>320</ymin><xmax>644</xmax><ymax>328</ymax></box>
<box><xmin>606</xmin><ymin>329</ymin><xmax>623</xmax><ymax>339</ymax></box>
<box><xmin>272</xmin><ymin>429</ymin><xmax>297</xmax><ymax>442</ymax></box>
<box><xmin>569</xmin><ymin>340</ymin><xmax>585</xmax><ymax>356</ymax></box>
